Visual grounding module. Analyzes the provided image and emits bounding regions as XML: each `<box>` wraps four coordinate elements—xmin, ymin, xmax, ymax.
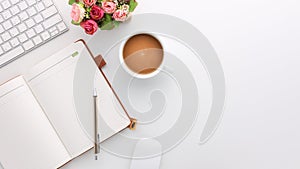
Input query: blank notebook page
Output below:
<box><xmin>25</xmin><ymin>43</ymin><xmax>94</xmax><ymax>158</ymax></box>
<box><xmin>0</xmin><ymin>76</ymin><xmax>70</xmax><ymax>169</ymax></box>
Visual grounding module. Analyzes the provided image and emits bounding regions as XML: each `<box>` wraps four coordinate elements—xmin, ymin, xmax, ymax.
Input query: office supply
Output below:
<box><xmin>0</xmin><ymin>0</ymin><xmax>68</xmax><ymax>67</ymax></box>
<box><xmin>93</xmin><ymin>88</ymin><xmax>100</xmax><ymax>155</ymax></box>
<box><xmin>78</xmin><ymin>39</ymin><xmax>137</xmax><ymax>131</ymax></box>
<box><xmin>0</xmin><ymin>41</ymin><xmax>132</xmax><ymax>169</ymax></box>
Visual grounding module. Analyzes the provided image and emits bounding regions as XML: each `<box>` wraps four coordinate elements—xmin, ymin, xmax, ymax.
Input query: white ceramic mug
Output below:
<box><xmin>119</xmin><ymin>33</ymin><xmax>164</xmax><ymax>79</ymax></box>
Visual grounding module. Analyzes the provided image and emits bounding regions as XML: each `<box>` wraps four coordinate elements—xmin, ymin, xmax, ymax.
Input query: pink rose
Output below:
<box><xmin>90</xmin><ymin>5</ymin><xmax>104</xmax><ymax>21</ymax></box>
<box><xmin>113</xmin><ymin>9</ymin><xmax>127</xmax><ymax>22</ymax></box>
<box><xmin>71</xmin><ymin>3</ymin><xmax>85</xmax><ymax>23</ymax></box>
<box><xmin>83</xmin><ymin>0</ymin><xmax>96</xmax><ymax>7</ymax></box>
<box><xmin>101</xmin><ymin>2</ymin><xmax>116</xmax><ymax>14</ymax></box>
<box><xmin>80</xmin><ymin>20</ymin><xmax>98</xmax><ymax>35</ymax></box>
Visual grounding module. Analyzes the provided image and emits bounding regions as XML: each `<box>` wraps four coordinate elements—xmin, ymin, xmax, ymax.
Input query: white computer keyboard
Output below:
<box><xmin>0</xmin><ymin>0</ymin><xmax>68</xmax><ymax>67</ymax></box>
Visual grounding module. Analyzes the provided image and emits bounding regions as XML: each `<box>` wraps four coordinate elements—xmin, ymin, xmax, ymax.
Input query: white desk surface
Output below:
<box><xmin>1</xmin><ymin>0</ymin><xmax>300</xmax><ymax>169</ymax></box>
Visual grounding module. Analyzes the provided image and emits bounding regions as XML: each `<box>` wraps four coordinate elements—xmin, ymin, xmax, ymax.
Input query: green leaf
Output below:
<box><xmin>104</xmin><ymin>14</ymin><xmax>112</xmax><ymax>22</ymax></box>
<box><xmin>113</xmin><ymin>20</ymin><xmax>120</xmax><ymax>28</ymax></box>
<box><xmin>87</xmin><ymin>7</ymin><xmax>91</xmax><ymax>12</ymax></box>
<box><xmin>129</xmin><ymin>0</ymin><xmax>138</xmax><ymax>12</ymax></box>
<box><xmin>100</xmin><ymin>21</ymin><xmax>119</xmax><ymax>30</ymax></box>
<box><xmin>71</xmin><ymin>20</ymin><xmax>80</xmax><ymax>25</ymax></box>
<box><xmin>100</xmin><ymin>21</ymin><xmax>114</xmax><ymax>30</ymax></box>
<box><xmin>68</xmin><ymin>0</ymin><xmax>76</xmax><ymax>5</ymax></box>
<box><xmin>100</xmin><ymin>14</ymin><xmax>115</xmax><ymax>30</ymax></box>
<box><xmin>100</xmin><ymin>23</ymin><xmax>113</xmax><ymax>30</ymax></box>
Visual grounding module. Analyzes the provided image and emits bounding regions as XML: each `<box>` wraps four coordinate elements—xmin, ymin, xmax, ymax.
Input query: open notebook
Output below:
<box><xmin>0</xmin><ymin>42</ymin><xmax>131</xmax><ymax>169</ymax></box>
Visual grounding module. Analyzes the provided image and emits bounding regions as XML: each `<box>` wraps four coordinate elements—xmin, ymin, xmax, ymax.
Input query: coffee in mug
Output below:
<box><xmin>121</xmin><ymin>33</ymin><xmax>164</xmax><ymax>78</ymax></box>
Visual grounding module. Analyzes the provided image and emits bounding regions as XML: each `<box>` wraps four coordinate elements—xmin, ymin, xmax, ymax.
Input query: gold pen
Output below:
<box><xmin>93</xmin><ymin>88</ymin><xmax>100</xmax><ymax>155</ymax></box>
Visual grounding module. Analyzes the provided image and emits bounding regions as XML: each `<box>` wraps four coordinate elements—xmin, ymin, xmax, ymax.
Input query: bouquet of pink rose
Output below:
<box><xmin>69</xmin><ymin>0</ymin><xmax>138</xmax><ymax>35</ymax></box>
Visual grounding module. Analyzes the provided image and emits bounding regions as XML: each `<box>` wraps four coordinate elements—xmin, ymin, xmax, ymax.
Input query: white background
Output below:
<box><xmin>0</xmin><ymin>0</ymin><xmax>300</xmax><ymax>168</ymax></box>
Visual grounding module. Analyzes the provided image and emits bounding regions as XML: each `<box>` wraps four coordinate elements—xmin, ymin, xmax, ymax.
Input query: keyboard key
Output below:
<box><xmin>43</xmin><ymin>0</ymin><xmax>53</xmax><ymax>7</ymax></box>
<box><xmin>27</xmin><ymin>7</ymin><xmax>37</xmax><ymax>17</ymax></box>
<box><xmin>26</xmin><ymin>29</ymin><xmax>36</xmax><ymax>38</ymax></box>
<box><xmin>49</xmin><ymin>26</ymin><xmax>56</xmax><ymax>33</ymax></box>
<box><xmin>41</xmin><ymin>31</ymin><xmax>50</xmax><ymax>40</ymax></box>
<box><xmin>23</xmin><ymin>40</ymin><xmax>34</xmax><ymax>50</ymax></box>
<box><xmin>1</xmin><ymin>0</ymin><xmax>11</xmax><ymax>10</ymax></box>
<box><xmin>33</xmin><ymin>36</ymin><xmax>42</xmax><ymax>45</ymax></box>
<box><xmin>18</xmin><ymin>1</ymin><xmax>28</xmax><ymax>11</ymax></box>
<box><xmin>34</xmin><ymin>25</ymin><xmax>43</xmax><ymax>33</ymax></box>
<box><xmin>10</xmin><ymin>38</ymin><xmax>20</xmax><ymax>47</ymax></box>
<box><xmin>18</xmin><ymin>33</ymin><xmax>28</xmax><ymax>42</ymax></box>
<box><xmin>17</xmin><ymin>23</ymin><xmax>27</xmax><ymax>32</ymax></box>
<box><xmin>2</xmin><ymin>42</ymin><xmax>12</xmax><ymax>51</ymax></box>
<box><xmin>10</xmin><ymin>6</ymin><xmax>20</xmax><ymax>15</ymax></box>
<box><xmin>2</xmin><ymin>10</ymin><xmax>12</xmax><ymax>20</ymax></box>
<box><xmin>25</xmin><ymin>19</ymin><xmax>35</xmax><ymax>28</ymax></box>
<box><xmin>9</xmin><ymin>28</ymin><xmax>19</xmax><ymax>36</ymax></box>
<box><xmin>27</xmin><ymin>0</ymin><xmax>36</xmax><ymax>6</ymax></box>
<box><xmin>50</xmin><ymin>30</ymin><xmax>58</xmax><ymax>36</ymax></box>
<box><xmin>0</xmin><ymin>46</ymin><xmax>24</xmax><ymax>65</ymax></box>
<box><xmin>1</xmin><ymin>32</ymin><xmax>11</xmax><ymax>41</ymax></box>
<box><xmin>57</xmin><ymin>22</ymin><xmax>67</xmax><ymax>32</ymax></box>
<box><xmin>19</xmin><ymin>11</ymin><xmax>29</xmax><ymax>20</ymax></box>
<box><xmin>43</xmin><ymin>14</ymin><xmax>61</xmax><ymax>29</ymax></box>
<box><xmin>3</xmin><ymin>20</ymin><xmax>12</xmax><ymax>30</ymax></box>
<box><xmin>41</xmin><ymin>5</ymin><xmax>57</xmax><ymax>19</ymax></box>
<box><xmin>35</xmin><ymin>2</ymin><xmax>45</xmax><ymax>12</ymax></box>
<box><xmin>11</xmin><ymin>16</ymin><xmax>21</xmax><ymax>26</ymax></box>
<box><xmin>34</xmin><ymin>14</ymin><xmax>43</xmax><ymax>23</ymax></box>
